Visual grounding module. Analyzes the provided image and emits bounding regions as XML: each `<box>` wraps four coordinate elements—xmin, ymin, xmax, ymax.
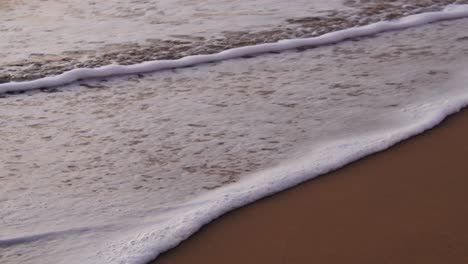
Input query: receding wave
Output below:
<box><xmin>1</xmin><ymin>5</ymin><xmax>467</xmax><ymax>264</ymax></box>
<box><xmin>1</xmin><ymin>4</ymin><xmax>467</xmax><ymax>93</ymax></box>
<box><xmin>1</xmin><ymin>0</ymin><xmax>467</xmax><ymax>83</ymax></box>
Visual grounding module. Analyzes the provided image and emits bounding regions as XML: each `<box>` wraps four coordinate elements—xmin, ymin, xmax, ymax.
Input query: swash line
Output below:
<box><xmin>0</xmin><ymin>5</ymin><xmax>467</xmax><ymax>94</ymax></box>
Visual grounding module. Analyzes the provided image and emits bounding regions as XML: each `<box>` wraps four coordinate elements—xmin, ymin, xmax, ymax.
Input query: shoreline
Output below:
<box><xmin>2</xmin><ymin>12</ymin><xmax>467</xmax><ymax>264</ymax></box>
<box><xmin>153</xmin><ymin>106</ymin><xmax>468</xmax><ymax>263</ymax></box>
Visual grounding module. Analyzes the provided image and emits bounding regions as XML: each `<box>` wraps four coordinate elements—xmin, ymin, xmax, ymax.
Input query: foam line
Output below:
<box><xmin>1</xmin><ymin>4</ymin><xmax>467</xmax><ymax>94</ymax></box>
<box><xmin>123</xmin><ymin>69</ymin><xmax>468</xmax><ymax>264</ymax></box>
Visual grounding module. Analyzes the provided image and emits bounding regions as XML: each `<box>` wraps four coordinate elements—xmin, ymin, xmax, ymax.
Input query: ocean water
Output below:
<box><xmin>1</xmin><ymin>0</ymin><xmax>466</xmax><ymax>82</ymax></box>
<box><xmin>1</xmin><ymin>1</ymin><xmax>468</xmax><ymax>264</ymax></box>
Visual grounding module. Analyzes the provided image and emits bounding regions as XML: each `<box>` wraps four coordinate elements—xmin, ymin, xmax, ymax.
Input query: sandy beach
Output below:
<box><xmin>1</xmin><ymin>2</ymin><xmax>468</xmax><ymax>262</ymax></box>
<box><xmin>154</xmin><ymin>106</ymin><xmax>468</xmax><ymax>264</ymax></box>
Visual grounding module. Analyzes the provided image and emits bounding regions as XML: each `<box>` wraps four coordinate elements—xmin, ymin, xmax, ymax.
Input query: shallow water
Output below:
<box><xmin>1</xmin><ymin>0</ymin><xmax>466</xmax><ymax>82</ymax></box>
<box><xmin>0</xmin><ymin>0</ymin><xmax>346</xmax><ymax>63</ymax></box>
<box><xmin>1</xmin><ymin>14</ymin><xmax>467</xmax><ymax>263</ymax></box>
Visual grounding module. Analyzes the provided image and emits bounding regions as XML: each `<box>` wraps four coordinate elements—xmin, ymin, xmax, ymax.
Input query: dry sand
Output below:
<box><xmin>153</xmin><ymin>107</ymin><xmax>468</xmax><ymax>263</ymax></box>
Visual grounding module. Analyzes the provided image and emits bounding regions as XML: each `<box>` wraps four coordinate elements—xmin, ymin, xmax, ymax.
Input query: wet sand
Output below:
<box><xmin>153</xmin><ymin>106</ymin><xmax>468</xmax><ymax>263</ymax></box>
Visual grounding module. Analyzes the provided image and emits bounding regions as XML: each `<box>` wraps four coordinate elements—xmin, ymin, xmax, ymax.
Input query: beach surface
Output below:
<box><xmin>154</xmin><ymin>98</ymin><xmax>468</xmax><ymax>264</ymax></box>
<box><xmin>1</xmin><ymin>5</ymin><xmax>468</xmax><ymax>264</ymax></box>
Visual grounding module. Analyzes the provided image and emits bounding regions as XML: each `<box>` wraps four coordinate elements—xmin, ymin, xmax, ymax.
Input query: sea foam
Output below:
<box><xmin>115</xmin><ymin>68</ymin><xmax>468</xmax><ymax>264</ymax></box>
<box><xmin>1</xmin><ymin>5</ymin><xmax>468</xmax><ymax>264</ymax></box>
<box><xmin>0</xmin><ymin>4</ymin><xmax>467</xmax><ymax>94</ymax></box>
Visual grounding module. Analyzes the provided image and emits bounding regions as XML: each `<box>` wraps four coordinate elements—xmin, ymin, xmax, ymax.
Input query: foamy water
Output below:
<box><xmin>2</xmin><ymin>5</ymin><xmax>468</xmax><ymax>94</ymax></box>
<box><xmin>0</xmin><ymin>0</ymin><xmax>346</xmax><ymax>63</ymax></box>
<box><xmin>2</xmin><ymin>0</ymin><xmax>467</xmax><ymax>82</ymax></box>
<box><xmin>1</xmin><ymin>2</ymin><xmax>468</xmax><ymax>264</ymax></box>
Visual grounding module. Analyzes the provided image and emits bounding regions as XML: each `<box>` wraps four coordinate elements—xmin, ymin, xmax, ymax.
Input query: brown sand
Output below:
<box><xmin>153</xmin><ymin>107</ymin><xmax>468</xmax><ymax>263</ymax></box>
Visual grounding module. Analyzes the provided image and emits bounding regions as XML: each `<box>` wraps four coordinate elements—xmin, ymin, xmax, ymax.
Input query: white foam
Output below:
<box><xmin>116</xmin><ymin>68</ymin><xmax>468</xmax><ymax>264</ymax></box>
<box><xmin>2</xmin><ymin>6</ymin><xmax>468</xmax><ymax>264</ymax></box>
<box><xmin>1</xmin><ymin>4</ymin><xmax>468</xmax><ymax>94</ymax></box>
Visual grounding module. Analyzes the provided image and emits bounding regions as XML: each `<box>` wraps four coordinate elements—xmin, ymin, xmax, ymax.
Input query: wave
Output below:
<box><xmin>0</xmin><ymin>4</ymin><xmax>467</xmax><ymax>94</ymax></box>
<box><xmin>116</xmin><ymin>68</ymin><xmax>468</xmax><ymax>264</ymax></box>
<box><xmin>2</xmin><ymin>5</ymin><xmax>468</xmax><ymax>264</ymax></box>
